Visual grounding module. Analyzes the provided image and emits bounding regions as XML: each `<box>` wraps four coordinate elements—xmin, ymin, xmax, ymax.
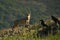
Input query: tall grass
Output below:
<box><xmin>0</xmin><ymin>26</ymin><xmax>60</xmax><ymax>40</ymax></box>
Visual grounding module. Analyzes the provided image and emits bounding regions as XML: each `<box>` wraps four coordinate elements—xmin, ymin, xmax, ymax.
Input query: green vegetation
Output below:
<box><xmin>0</xmin><ymin>0</ymin><xmax>60</xmax><ymax>40</ymax></box>
<box><xmin>0</xmin><ymin>34</ymin><xmax>60</xmax><ymax>40</ymax></box>
<box><xmin>0</xmin><ymin>25</ymin><xmax>60</xmax><ymax>40</ymax></box>
<box><xmin>0</xmin><ymin>22</ymin><xmax>60</xmax><ymax>40</ymax></box>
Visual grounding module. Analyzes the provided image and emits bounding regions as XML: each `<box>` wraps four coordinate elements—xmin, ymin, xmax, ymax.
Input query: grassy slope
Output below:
<box><xmin>0</xmin><ymin>29</ymin><xmax>60</xmax><ymax>40</ymax></box>
<box><xmin>0</xmin><ymin>0</ymin><xmax>60</xmax><ymax>40</ymax></box>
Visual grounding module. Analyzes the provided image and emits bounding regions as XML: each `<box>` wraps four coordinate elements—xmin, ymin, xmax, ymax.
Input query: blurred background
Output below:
<box><xmin>0</xmin><ymin>0</ymin><xmax>60</xmax><ymax>29</ymax></box>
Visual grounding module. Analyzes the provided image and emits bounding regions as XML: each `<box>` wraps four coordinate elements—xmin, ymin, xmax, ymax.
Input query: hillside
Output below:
<box><xmin>0</xmin><ymin>0</ymin><xmax>60</xmax><ymax>28</ymax></box>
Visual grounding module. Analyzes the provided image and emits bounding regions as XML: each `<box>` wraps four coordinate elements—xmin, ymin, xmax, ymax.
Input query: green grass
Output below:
<box><xmin>0</xmin><ymin>28</ymin><xmax>60</xmax><ymax>40</ymax></box>
<box><xmin>0</xmin><ymin>34</ymin><xmax>60</xmax><ymax>40</ymax></box>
